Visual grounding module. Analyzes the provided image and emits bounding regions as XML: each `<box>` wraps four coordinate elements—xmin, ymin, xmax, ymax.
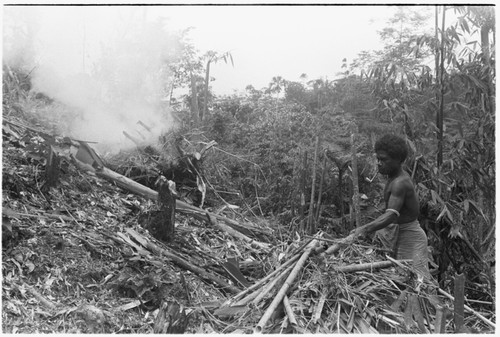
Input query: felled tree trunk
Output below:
<box><xmin>153</xmin><ymin>300</ymin><xmax>189</xmax><ymax>333</ymax></box>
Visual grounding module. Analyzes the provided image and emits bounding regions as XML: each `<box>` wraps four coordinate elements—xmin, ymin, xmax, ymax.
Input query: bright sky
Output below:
<box><xmin>158</xmin><ymin>5</ymin><xmax>394</xmax><ymax>94</ymax></box>
<box><xmin>3</xmin><ymin>4</ymin><xmax>398</xmax><ymax>96</ymax></box>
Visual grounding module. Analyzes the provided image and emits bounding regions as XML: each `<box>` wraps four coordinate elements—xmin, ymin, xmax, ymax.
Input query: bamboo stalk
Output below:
<box><xmin>350</xmin><ymin>128</ymin><xmax>361</xmax><ymax>228</ymax></box>
<box><xmin>234</xmin><ymin>263</ymin><xmax>294</xmax><ymax>307</ymax></box>
<box><xmin>323</xmin><ymin>233</ymin><xmax>356</xmax><ymax>255</ymax></box>
<box><xmin>300</xmin><ymin>150</ymin><xmax>307</xmax><ymax>231</ymax></box>
<box><xmin>123</xmin><ymin>131</ymin><xmax>141</xmax><ymax>146</ymax></box>
<box><xmin>307</xmin><ymin>136</ymin><xmax>320</xmax><ymax>234</ymax></box>
<box><xmin>207</xmin><ymin>215</ymin><xmax>269</xmax><ymax>250</ymax></box>
<box><xmin>335</xmin><ymin>260</ymin><xmax>411</xmax><ymax>273</ymax></box>
<box><xmin>254</xmin><ymin>239</ymin><xmax>318</xmax><ymax>333</ymax></box>
<box><xmin>233</xmin><ymin>285</ymin><xmax>264</xmax><ymax>306</ymax></box>
<box><xmin>137</xmin><ymin>120</ymin><xmax>152</xmax><ymax>133</ymax></box>
<box><xmin>251</xmin><ymin>264</ymin><xmax>294</xmax><ymax>306</ymax></box>
<box><xmin>229</xmin><ymin>253</ymin><xmax>301</xmax><ymax>304</ymax></box>
<box><xmin>315</xmin><ymin>151</ymin><xmax>327</xmax><ymax>222</ymax></box>
<box><xmin>438</xmin><ymin>288</ymin><xmax>496</xmax><ymax>329</ymax></box>
<box><xmin>25</xmin><ymin>284</ymin><xmax>57</xmax><ymax>311</ymax></box>
<box><xmin>453</xmin><ymin>273</ymin><xmax>465</xmax><ymax>332</ymax></box>
<box><xmin>283</xmin><ymin>295</ymin><xmax>298</xmax><ymax>327</ymax></box>
<box><xmin>312</xmin><ymin>292</ymin><xmax>327</xmax><ymax>324</ymax></box>
<box><xmin>433</xmin><ymin>305</ymin><xmax>447</xmax><ymax>333</ymax></box>
<box><xmin>290</xmin><ymin>158</ymin><xmax>298</xmax><ymax>218</ymax></box>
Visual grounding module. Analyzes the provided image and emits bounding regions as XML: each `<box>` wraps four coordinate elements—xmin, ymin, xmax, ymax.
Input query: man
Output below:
<box><xmin>352</xmin><ymin>134</ymin><xmax>431</xmax><ymax>280</ymax></box>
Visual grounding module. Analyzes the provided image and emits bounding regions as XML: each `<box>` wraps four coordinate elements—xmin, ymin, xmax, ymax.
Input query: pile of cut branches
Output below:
<box><xmin>2</xmin><ymin>115</ymin><xmax>273</xmax><ymax>333</ymax></box>
<box><xmin>2</xmin><ymin>104</ymin><xmax>495</xmax><ymax>334</ymax></box>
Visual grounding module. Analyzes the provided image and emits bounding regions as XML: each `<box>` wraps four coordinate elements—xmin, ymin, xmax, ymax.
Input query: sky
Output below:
<box><xmin>3</xmin><ymin>4</ymin><xmax>398</xmax><ymax>95</ymax></box>
<box><xmin>1</xmin><ymin>3</ymin><xmax>435</xmax><ymax>150</ymax></box>
<box><xmin>159</xmin><ymin>5</ymin><xmax>393</xmax><ymax>94</ymax></box>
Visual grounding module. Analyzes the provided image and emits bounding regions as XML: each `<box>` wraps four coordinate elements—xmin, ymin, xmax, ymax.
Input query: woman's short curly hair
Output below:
<box><xmin>374</xmin><ymin>134</ymin><xmax>408</xmax><ymax>162</ymax></box>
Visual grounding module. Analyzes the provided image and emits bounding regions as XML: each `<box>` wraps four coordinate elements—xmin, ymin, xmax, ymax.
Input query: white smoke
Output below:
<box><xmin>3</xmin><ymin>6</ymin><xmax>184</xmax><ymax>152</ymax></box>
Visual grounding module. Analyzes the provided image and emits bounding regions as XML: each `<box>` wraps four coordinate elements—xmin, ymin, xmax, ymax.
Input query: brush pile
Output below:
<box><xmin>2</xmin><ymin>108</ymin><xmax>495</xmax><ymax>333</ymax></box>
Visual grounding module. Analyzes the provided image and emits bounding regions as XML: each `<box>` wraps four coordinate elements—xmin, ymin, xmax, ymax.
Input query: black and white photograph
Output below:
<box><xmin>2</xmin><ymin>2</ymin><xmax>495</xmax><ymax>333</ymax></box>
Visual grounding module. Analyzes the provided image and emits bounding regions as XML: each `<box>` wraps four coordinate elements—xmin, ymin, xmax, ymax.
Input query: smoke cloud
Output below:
<box><xmin>3</xmin><ymin>6</ymin><xmax>184</xmax><ymax>153</ymax></box>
